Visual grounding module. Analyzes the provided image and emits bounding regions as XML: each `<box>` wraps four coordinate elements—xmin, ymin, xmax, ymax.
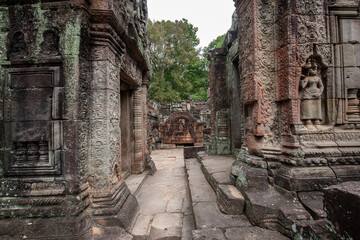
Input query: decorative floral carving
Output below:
<box><xmin>297</xmin><ymin>16</ymin><xmax>326</xmax><ymax>44</ymax></box>
<box><xmin>295</xmin><ymin>0</ymin><xmax>324</xmax><ymax>14</ymax></box>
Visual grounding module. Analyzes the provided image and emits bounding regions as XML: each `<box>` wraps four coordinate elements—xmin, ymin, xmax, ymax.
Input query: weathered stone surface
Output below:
<box><xmin>92</xmin><ymin>225</ymin><xmax>133</xmax><ymax>240</ymax></box>
<box><xmin>217</xmin><ymin>184</ymin><xmax>245</xmax><ymax>215</ymax></box>
<box><xmin>131</xmin><ymin>149</ymin><xmax>192</xmax><ymax>239</ymax></box>
<box><xmin>150</xmin><ymin>213</ymin><xmax>183</xmax><ymax>240</ymax></box>
<box><xmin>0</xmin><ymin>0</ymin><xmax>151</xmax><ymax>239</ymax></box>
<box><xmin>298</xmin><ymin>191</ymin><xmax>325</xmax><ymax>219</ymax></box>
<box><xmin>226</xmin><ymin>0</ymin><xmax>360</xmax><ymax>201</ymax></box>
<box><xmin>184</xmin><ymin>146</ymin><xmax>205</xmax><ymax>159</ymax></box>
<box><xmin>225</xmin><ymin>226</ymin><xmax>290</xmax><ymax>240</ymax></box>
<box><xmin>186</xmin><ymin>157</ymin><xmax>251</xmax><ymax>232</ymax></box>
<box><xmin>323</xmin><ymin>181</ymin><xmax>360</xmax><ymax>239</ymax></box>
<box><xmin>147</xmin><ymin>100</ymin><xmax>210</xmax><ymax>150</ymax></box>
<box><xmin>193</xmin><ymin>202</ymin><xmax>251</xmax><ymax>230</ymax></box>
<box><xmin>273</xmin><ymin>166</ymin><xmax>338</xmax><ymax>191</ymax></box>
<box><xmin>131</xmin><ymin>215</ymin><xmax>152</xmax><ymax>237</ymax></box>
<box><xmin>192</xmin><ymin>229</ymin><xmax>226</xmax><ymax>240</ymax></box>
<box><xmin>182</xmin><ymin>214</ymin><xmax>195</xmax><ymax>240</ymax></box>
<box><xmin>159</xmin><ymin>112</ymin><xmax>205</xmax><ymax>146</ymax></box>
<box><xmin>231</xmin><ymin>159</ymin><xmax>269</xmax><ymax>191</ymax></box>
<box><xmin>125</xmin><ymin>171</ymin><xmax>149</xmax><ymax>195</ymax></box>
<box><xmin>243</xmin><ymin>186</ymin><xmax>312</xmax><ymax>237</ymax></box>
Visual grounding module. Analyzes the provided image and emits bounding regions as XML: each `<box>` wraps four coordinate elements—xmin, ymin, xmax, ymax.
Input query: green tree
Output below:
<box><xmin>148</xmin><ymin>19</ymin><xmax>225</xmax><ymax>103</ymax></box>
<box><xmin>202</xmin><ymin>34</ymin><xmax>226</xmax><ymax>60</ymax></box>
<box><xmin>148</xmin><ymin>19</ymin><xmax>200</xmax><ymax>102</ymax></box>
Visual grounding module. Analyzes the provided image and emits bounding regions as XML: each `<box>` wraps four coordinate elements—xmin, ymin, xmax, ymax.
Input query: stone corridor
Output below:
<box><xmin>126</xmin><ymin>149</ymin><xmax>290</xmax><ymax>240</ymax></box>
<box><xmin>127</xmin><ymin>149</ymin><xmax>193</xmax><ymax>239</ymax></box>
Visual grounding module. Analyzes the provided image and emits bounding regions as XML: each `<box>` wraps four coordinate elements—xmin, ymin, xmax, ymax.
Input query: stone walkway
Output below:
<box><xmin>130</xmin><ymin>149</ymin><xmax>194</xmax><ymax>239</ymax></box>
<box><xmin>129</xmin><ymin>149</ymin><xmax>289</xmax><ymax>240</ymax></box>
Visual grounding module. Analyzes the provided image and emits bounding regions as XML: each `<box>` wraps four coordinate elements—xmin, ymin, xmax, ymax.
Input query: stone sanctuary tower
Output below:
<box><xmin>208</xmin><ymin>0</ymin><xmax>360</xmax><ymax>238</ymax></box>
<box><xmin>0</xmin><ymin>0</ymin><xmax>152</xmax><ymax>239</ymax></box>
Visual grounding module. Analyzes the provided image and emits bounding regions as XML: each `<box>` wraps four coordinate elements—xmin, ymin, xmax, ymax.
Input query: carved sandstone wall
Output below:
<box><xmin>0</xmin><ymin>0</ymin><xmax>150</xmax><ymax>239</ymax></box>
<box><xmin>147</xmin><ymin>100</ymin><xmax>210</xmax><ymax>149</ymax></box>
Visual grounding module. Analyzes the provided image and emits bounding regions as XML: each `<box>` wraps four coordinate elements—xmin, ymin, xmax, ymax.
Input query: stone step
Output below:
<box><xmin>195</xmin><ymin>151</ymin><xmax>245</xmax><ymax>215</ymax></box>
<box><xmin>231</xmin><ymin>158</ymin><xmax>320</xmax><ymax>238</ymax></box>
<box><xmin>185</xmin><ymin>158</ymin><xmax>250</xmax><ymax>230</ymax></box>
<box><xmin>185</xmin><ymin>157</ymin><xmax>289</xmax><ymax>240</ymax></box>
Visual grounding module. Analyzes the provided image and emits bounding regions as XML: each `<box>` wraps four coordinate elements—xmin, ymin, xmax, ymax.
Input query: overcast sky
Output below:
<box><xmin>147</xmin><ymin>0</ymin><xmax>236</xmax><ymax>49</ymax></box>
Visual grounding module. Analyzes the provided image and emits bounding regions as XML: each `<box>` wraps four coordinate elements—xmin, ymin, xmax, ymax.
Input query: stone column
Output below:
<box><xmin>88</xmin><ymin>0</ymin><xmax>139</xmax><ymax>232</ymax></box>
<box><xmin>133</xmin><ymin>86</ymin><xmax>146</xmax><ymax>173</ymax></box>
<box><xmin>208</xmin><ymin>48</ymin><xmax>231</xmax><ymax>154</ymax></box>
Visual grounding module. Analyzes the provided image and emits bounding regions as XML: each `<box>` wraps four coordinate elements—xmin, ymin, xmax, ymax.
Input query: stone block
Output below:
<box><xmin>323</xmin><ymin>181</ymin><xmax>360</xmax><ymax>239</ymax></box>
<box><xmin>297</xmin><ymin>191</ymin><xmax>325</xmax><ymax>219</ymax></box>
<box><xmin>231</xmin><ymin>160</ymin><xmax>269</xmax><ymax>191</ymax></box>
<box><xmin>330</xmin><ymin>165</ymin><xmax>360</xmax><ymax>182</ymax></box>
<box><xmin>273</xmin><ymin>166</ymin><xmax>338</xmax><ymax>191</ymax></box>
<box><xmin>217</xmin><ymin>184</ymin><xmax>245</xmax><ymax>215</ymax></box>
<box><xmin>184</xmin><ymin>146</ymin><xmax>205</xmax><ymax>159</ymax></box>
<box><xmin>243</xmin><ymin>186</ymin><xmax>311</xmax><ymax>237</ymax></box>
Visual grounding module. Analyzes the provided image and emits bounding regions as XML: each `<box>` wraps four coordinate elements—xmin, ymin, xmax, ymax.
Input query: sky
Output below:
<box><xmin>147</xmin><ymin>0</ymin><xmax>236</xmax><ymax>49</ymax></box>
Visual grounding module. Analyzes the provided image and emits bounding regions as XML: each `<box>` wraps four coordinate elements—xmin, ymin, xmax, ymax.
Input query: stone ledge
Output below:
<box><xmin>195</xmin><ymin>152</ymin><xmax>245</xmax><ymax>215</ymax></box>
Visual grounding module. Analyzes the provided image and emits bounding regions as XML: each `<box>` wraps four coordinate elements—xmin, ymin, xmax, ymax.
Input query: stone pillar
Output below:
<box><xmin>208</xmin><ymin>48</ymin><xmax>231</xmax><ymax>155</ymax></box>
<box><xmin>133</xmin><ymin>86</ymin><xmax>146</xmax><ymax>173</ymax></box>
<box><xmin>88</xmin><ymin>0</ymin><xmax>139</xmax><ymax>232</ymax></box>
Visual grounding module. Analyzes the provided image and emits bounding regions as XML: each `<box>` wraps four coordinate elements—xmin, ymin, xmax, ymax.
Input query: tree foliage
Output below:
<box><xmin>202</xmin><ymin>34</ymin><xmax>226</xmax><ymax>60</ymax></box>
<box><xmin>147</xmin><ymin>19</ymin><xmax>225</xmax><ymax>103</ymax></box>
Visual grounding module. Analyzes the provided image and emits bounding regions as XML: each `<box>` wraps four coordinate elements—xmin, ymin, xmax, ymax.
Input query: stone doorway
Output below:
<box><xmin>121</xmin><ymin>84</ymin><xmax>134</xmax><ymax>178</ymax></box>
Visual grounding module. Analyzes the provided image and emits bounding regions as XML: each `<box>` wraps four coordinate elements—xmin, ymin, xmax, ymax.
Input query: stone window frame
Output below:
<box><xmin>3</xmin><ymin>66</ymin><xmax>63</xmax><ymax>176</ymax></box>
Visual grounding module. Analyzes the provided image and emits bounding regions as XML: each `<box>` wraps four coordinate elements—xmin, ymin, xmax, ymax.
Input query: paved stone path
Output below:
<box><xmin>130</xmin><ymin>149</ymin><xmax>194</xmax><ymax>239</ymax></box>
<box><xmin>129</xmin><ymin>149</ymin><xmax>289</xmax><ymax>240</ymax></box>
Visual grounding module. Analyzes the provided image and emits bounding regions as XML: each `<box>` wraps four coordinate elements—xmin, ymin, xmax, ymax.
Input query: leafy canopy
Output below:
<box><xmin>148</xmin><ymin>19</ymin><xmax>225</xmax><ymax>103</ymax></box>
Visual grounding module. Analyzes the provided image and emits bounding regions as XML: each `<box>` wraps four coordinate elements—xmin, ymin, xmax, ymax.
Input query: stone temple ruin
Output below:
<box><xmin>0</xmin><ymin>0</ymin><xmax>359</xmax><ymax>239</ymax></box>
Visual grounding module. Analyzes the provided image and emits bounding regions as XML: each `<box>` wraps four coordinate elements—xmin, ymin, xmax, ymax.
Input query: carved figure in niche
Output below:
<box><xmin>41</xmin><ymin>30</ymin><xmax>59</xmax><ymax>55</ymax></box>
<box><xmin>10</xmin><ymin>31</ymin><xmax>26</xmax><ymax>54</ymax></box>
<box><xmin>300</xmin><ymin>57</ymin><xmax>324</xmax><ymax>129</ymax></box>
<box><xmin>347</xmin><ymin>89</ymin><xmax>360</xmax><ymax>121</ymax></box>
